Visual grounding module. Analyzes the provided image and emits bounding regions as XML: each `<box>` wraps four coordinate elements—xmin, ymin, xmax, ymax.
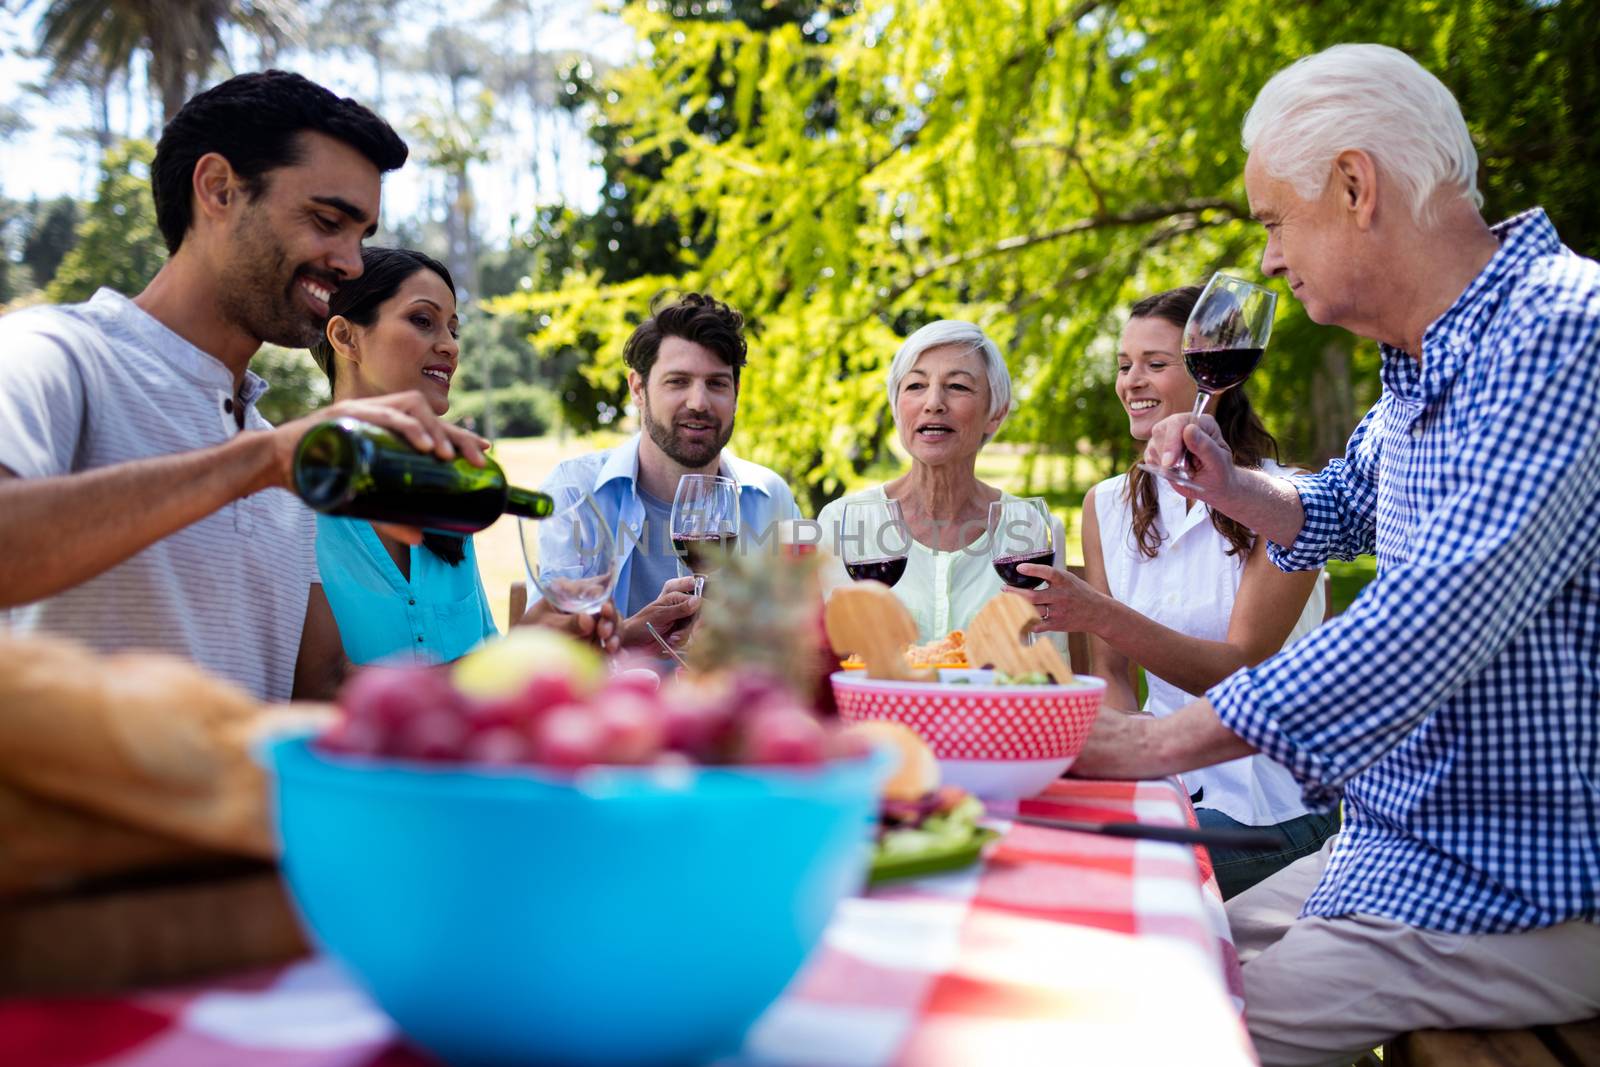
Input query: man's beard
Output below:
<box><xmin>215</xmin><ymin>206</ymin><xmax>336</xmax><ymax>349</ymax></box>
<box><xmin>640</xmin><ymin>392</ymin><xmax>734</xmax><ymax>469</ymax></box>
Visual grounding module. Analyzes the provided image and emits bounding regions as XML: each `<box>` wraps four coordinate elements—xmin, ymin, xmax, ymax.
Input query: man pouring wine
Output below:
<box><xmin>1069</xmin><ymin>43</ymin><xmax>1600</xmax><ymax>1064</ymax></box>
<box><xmin>0</xmin><ymin>72</ymin><xmax>493</xmax><ymax>701</ymax></box>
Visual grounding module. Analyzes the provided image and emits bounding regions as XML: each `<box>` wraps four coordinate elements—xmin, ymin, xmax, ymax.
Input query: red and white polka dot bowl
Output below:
<box><xmin>830</xmin><ymin>669</ymin><xmax>1107</xmax><ymax>800</ymax></box>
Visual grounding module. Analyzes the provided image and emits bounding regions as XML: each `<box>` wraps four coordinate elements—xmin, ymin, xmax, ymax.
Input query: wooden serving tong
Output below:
<box><xmin>824</xmin><ymin>583</ymin><xmax>936</xmax><ymax>682</ymax></box>
<box><xmin>965</xmin><ymin>594</ymin><xmax>1074</xmax><ymax>684</ymax></box>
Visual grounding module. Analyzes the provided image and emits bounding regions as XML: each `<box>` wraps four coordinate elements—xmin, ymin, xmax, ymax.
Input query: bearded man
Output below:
<box><xmin>0</xmin><ymin>71</ymin><xmax>490</xmax><ymax>701</ymax></box>
<box><xmin>538</xmin><ymin>293</ymin><xmax>800</xmax><ymax>651</ymax></box>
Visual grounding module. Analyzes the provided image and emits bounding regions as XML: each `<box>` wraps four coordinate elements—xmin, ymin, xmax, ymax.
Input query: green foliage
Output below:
<box><xmin>450</xmin><ymin>382</ymin><xmax>558</xmax><ymax>438</ymax></box>
<box><xmin>252</xmin><ymin>345</ymin><xmax>331</xmax><ymax>426</ymax></box>
<box><xmin>46</xmin><ymin>140</ymin><xmax>164</xmax><ymax>304</ymax></box>
<box><xmin>483</xmin><ymin>207</ymin><xmax>630</xmax><ymax>434</ymax></box>
<box><xmin>502</xmin><ymin>0</ymin><xmax>1597</xmax><ymax>515</ymax></box>
<box><xmin>22</xmin><ymin>197</ymin><xmax>80</xmax><ymax>290</ymax></box>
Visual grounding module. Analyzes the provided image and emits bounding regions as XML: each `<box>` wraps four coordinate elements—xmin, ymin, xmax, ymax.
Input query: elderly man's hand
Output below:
<box><xmin>514</xmin><ymin>597</ymin><xmax>622</xmax><ymax>655</ymax></box>
<box><xmin>1006</xmin><ymin>564</ymin><xmax>1106</xmax><ymax>633</ymax></box>
<box><xmin>1145</xmin><ymin>413</ymin><xmax>1235</xmax><ymax>502</ymax></box>
<box><xmin>620</xmin><ymin>576</ymin><xmax>703</xmax><ymax>651</ymax></box>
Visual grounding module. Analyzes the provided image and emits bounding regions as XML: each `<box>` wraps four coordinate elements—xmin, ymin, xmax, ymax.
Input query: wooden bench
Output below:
<box><xmin>1386</xmin><ymin>1017</ymin><xmax>1600</xmax><ymax>1067</ymax></box>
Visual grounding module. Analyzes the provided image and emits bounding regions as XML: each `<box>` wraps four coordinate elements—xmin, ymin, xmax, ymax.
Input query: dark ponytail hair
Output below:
<box><xmin>311</xmin><ymin>247</ymin><xmax>467</xmax><ymax>566</ymax></box>
<box><xmin>1123</xmin><ymin>285</ymin><xmax>1281</xmax><ymax>559</ymax></box>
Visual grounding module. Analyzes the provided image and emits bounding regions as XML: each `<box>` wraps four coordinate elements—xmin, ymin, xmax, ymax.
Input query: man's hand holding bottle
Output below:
<box><xmin>271</xmin><ymin>390</ymin><xmax>492</xmax><ymax>544</ymax></box>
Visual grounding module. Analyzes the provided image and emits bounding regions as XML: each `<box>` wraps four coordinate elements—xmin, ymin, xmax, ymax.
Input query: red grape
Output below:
<box><xmin>590</xmin><ymin>691</ymin><xmax>667</xmax><ymax>764</ymax></box>
<box><xmin>740</xmin><ymin>704</ymin><xmax>828</xmax><ymax>765</ymax></box>
<box><xmin>341</xmin><ymin>665</ymin><xmax>462</xmax><ymax>729</ymax></box>
<box><xmin>462</xmin><ymin>725</ymin><xmax>535</xmax><ymax>766</ymax></box>
<box><xmin>533</xmin><ymin>705</ymin><xmax>609</xmax><ymax>768</ymax></box>
<box><xmin>394</xmin><ymin>707</ymin><xmax>471</xmax><ymax>761</ymax></box>
<box><xmin>660</xmin><ymin>692</ymin><xmax>736</xmax><ymax>761</ymax></box>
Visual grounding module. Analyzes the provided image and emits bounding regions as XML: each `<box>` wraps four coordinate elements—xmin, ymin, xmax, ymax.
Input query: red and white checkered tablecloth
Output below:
<box><xmin>0</xmin><ymin>778</ymin><xmax>1254</xmax><ymax>1067</ymax></box>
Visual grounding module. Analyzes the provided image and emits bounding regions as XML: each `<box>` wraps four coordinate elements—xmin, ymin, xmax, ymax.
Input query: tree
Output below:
<box><xmin>33</xmin><ymin>0</ymin><xmax>303</xmax><ymax>124</ymax></box>
<box><xmin>252</xmin><ymin>345</ymin><xmax>330</xmax><ymax>425</ymax></box>
<box><xmin>47</xmin><ymin>140</ymin><xmax>165</xmax><ymax>303</ymax></box>
<box><xmin>22</xmin><ymin>197</ymin><xmax>80</xmax><ymax>291</ymax></box>
<box><xmin>502</xmin><ymin>0</ymin><xmax>1598</xmax><ymax>512</ymax></box>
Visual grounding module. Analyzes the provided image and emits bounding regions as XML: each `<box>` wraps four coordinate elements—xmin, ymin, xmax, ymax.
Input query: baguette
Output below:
<box><xmin>0</xmin><ymin>636</ymin><xmax>332</xmax><ymax>858</ymax></box>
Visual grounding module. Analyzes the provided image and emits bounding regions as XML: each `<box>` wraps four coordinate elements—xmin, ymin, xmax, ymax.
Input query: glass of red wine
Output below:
<box><xmin>840</xmin><ymin>498</ymin><xmax>910</xmax><ymax>586</ymax></box>
<box><xmin>989</xmin><ymin>497</ymin><xmax>1054</xmax><ymax>590</ymax></box>
<box><xmin>670</xmin><ymin>474</ymin><xmax>740</xmax><ymax>577</ymax></box>
<box><xmin>1139</xmin><ymin>272</ymin><xmax>1277</xmax><ymax>489</ymax></box>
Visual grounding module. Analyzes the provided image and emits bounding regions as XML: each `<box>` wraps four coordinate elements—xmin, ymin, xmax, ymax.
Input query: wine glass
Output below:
<box><xmin>840</xmin><ymin>498</ymin><xmax>911</xmax><ymax>587</ymax></box>
<box><xmin>519</xmin><ymin>491</ymin><xmax>618</xmax><ymax>615</ymax></box>
<box><xmin>671</xmin><ymin>474</ymin><xmax>740</xmax><ymax>577</ymax></box>
<box><xmin>1139</xmin><ymin>272</ymin><xmax>1278</xmax><ymax>488</ymax></box>
<box><xmin>989</xmin><ymin>497</ymin><xmax>1054</xmax><ymax>590</ymax></box>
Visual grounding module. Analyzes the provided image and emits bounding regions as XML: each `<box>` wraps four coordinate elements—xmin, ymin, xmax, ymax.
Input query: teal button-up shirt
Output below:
<box><xmin>315</xmin><ymin>514</ymin><xmax>498</xmax><ymax>666</ymax></box>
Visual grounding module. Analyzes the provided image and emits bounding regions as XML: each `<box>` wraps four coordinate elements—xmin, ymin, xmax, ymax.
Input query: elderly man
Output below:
<box><xmin>1075</xmin><ymin>44</ymin><xmax>1600</xmax><ymax>1064</ymax></box>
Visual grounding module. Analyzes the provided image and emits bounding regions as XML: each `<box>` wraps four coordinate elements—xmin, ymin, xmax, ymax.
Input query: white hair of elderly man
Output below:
<box><xmin>1242</xmin><ymin>43</ymin><xmax>1482</xmax><ymax>226</ymax></box>
<box><xmin>885</xmin><ymin>319</ymin><xmax>1013</xmax><ymax>443</ymax></box>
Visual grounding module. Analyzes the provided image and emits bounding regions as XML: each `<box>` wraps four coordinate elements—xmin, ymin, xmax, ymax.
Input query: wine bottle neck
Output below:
<box><xmin>505</xmin><ymin>485</ymin><xmax>555</xmax><ymax>520</ymax></box>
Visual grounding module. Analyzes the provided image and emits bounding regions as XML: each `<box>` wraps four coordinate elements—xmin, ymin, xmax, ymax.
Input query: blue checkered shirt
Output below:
<box><xmin>1208</xmin><ymin>209</ymin><xmax>1600</xmax><ymax>934</ymax></box>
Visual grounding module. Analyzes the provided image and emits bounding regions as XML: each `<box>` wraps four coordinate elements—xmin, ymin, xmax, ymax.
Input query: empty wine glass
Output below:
<box><xmin>519</xmin><ymin>491</ymin><xmax>618</xmax><ymax>615</ymax></box>
<box><xmin>1139</xmin><ymin>272</ymin><xmax>1277</xmax><ymax>488</ymax></box>
<box><xmin>671</xmin><ymin>474</ymin><xmax>740</xmax><ymax>576</ymax></box>
<box><xmin>989</xmin><ymin>497</ymin><xmax>1054</xmax><ymax>590</ymax></box>
<box><xmin>840</xmin><ymin>498</ymin><xmax>911</xmax><ymax>587</ymax></box>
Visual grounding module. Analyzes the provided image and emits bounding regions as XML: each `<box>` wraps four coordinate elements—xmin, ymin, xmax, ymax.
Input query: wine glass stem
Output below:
<box><xmin>1176</xmin><ymin>391</ymin><xmax>1212</xmax><ymax>474</ymax></box>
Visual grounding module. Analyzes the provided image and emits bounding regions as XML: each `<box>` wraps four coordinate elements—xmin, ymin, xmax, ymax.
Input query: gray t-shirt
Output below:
<box><xmin>626</xmin><ymin>487</ymin><xmax>683</xmax><ymax>616</ymax></box>
<box><xmin>0</xmin><ymin>289</ymin><xmax>317</xmax><ymax>702</ymax></box>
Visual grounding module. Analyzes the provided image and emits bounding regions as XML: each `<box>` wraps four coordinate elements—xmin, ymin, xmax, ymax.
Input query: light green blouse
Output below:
<box><xmin>816</xmin><ymin>484</ymin><xmax>1070</xmax><ymax>656</ymax></box>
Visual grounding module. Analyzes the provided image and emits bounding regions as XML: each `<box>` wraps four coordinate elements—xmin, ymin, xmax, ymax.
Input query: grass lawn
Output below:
<box><xmin>477</xmin><ymin>432</ymin><xmax>1376</xmax><ymax>631</ymax></box>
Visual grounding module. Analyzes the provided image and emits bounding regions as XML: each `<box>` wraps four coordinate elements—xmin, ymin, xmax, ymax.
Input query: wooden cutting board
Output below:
<box><xmin>966</xmin><ymin>593</ymin><xmax>1074</xmax><ymax>683</ymax></box>
<box><xmin>824</xmin><ymin>583</ymin><xmax>936</xmax><ymax>682</ymax></box>
<box><xmin>0</xmin><ymin>861</ymin><xmax>309</xmax><ymax>995</ymax></box>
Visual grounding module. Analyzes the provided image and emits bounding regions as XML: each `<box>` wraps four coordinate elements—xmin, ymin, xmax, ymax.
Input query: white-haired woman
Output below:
<box><xmin>818</xmin><ymin>321</ymin><xmax>1067</xmax><ymax>652</ymax></box>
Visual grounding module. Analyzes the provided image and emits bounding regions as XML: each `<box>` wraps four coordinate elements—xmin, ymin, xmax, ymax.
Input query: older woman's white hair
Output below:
<box><xmin>886</xmin><ymin>320</ymin><xmax>1013</xmax><ymax>442</ymax></box>
<box><xmin>1242</xmin><ymin>43</ymin><xmax>1482</xmax><ymax>225</ymax></box>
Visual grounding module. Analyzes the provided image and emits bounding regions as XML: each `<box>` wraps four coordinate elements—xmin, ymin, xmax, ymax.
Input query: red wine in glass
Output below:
<box><xmin>844</xmin><ymin>555</ymin><xmax>909</xmax><ymax>586</ymax></box>
<box><xmin>993</xmin><ymin>549</ymin><xmax>1053</xmax><ymax>589</ymax></box>
<box><xmin>673</xmin><ymin>532</ymin><xmax>738</xmax><ymax>572</ymax></box>
<box><xmin>1139</xmin><ymin>274</ymin><xmax>1277</xmax><ymax>488</ymax></box>
<box><xmin>1185</xmin><ymin>347</ymin><xmax>1264</xmax><ymax>392</ymax></box>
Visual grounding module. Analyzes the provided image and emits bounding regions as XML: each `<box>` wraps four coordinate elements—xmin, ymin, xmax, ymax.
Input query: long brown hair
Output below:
<box><xmin>1123</xmin><ymin>286</ymin><xmax>1281</xmax><ymax>558</ymax></box>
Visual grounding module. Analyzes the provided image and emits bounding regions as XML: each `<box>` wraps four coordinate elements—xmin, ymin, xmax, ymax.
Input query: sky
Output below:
<box><xmin>0</xmin><ymin>2</ymin><xmax>637</xmax><ymax>243</ymax></box>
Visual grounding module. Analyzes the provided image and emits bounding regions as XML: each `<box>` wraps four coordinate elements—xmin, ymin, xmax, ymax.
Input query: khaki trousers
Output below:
<box><xmin>1226</xmin><ymin>834</ymin><xmax>1600</xmax><ymax>1067</ymax></box>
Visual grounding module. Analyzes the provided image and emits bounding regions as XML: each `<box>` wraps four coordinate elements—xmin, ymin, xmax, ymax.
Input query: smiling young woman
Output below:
<box><xmin>306</xmin><ymin>246</ymin><xmax>500</xmax><ymax>666</ymax></box>
<box><xmin>1029</xmin><ymin>285</ymin><xmax>1333</xmax><ymax>898</ymax></box>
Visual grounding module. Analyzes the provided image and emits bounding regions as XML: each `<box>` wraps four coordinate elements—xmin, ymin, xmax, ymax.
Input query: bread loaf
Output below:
<box><xmin>0</xmin><ymin>636</ymin><xmax>332</xmax><ymax>859</ymax></box>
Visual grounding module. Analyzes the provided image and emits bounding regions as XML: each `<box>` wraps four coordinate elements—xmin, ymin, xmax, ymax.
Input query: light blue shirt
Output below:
<box><xmin>539</xmin><ymin>433</ymin><xmax>802</xmax><ymax>617</ymax></box>
<box><xmin>315</xmin><ymin>514</ymin><xmax>498</xmax><ymax>666</ymax></box>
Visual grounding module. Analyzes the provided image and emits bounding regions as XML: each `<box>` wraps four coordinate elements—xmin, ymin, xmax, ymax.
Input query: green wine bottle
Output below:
<box><xmin>293</xmin><ymin>418</ymin><xmax>554</xmax><ymax>533</ymax></box>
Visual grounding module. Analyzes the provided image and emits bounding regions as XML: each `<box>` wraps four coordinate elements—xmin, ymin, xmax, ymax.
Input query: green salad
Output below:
<box><xmin>869</xmin><ymin>788</ymin><xmax>997</xmax><ymax>884</ymax></box>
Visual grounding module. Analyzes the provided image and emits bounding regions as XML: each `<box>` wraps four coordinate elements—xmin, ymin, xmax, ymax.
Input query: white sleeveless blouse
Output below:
<box><xmin>1094</xmin><ymin>463</ymin><xmax>1324</xmax><ymax>826</ymax></box>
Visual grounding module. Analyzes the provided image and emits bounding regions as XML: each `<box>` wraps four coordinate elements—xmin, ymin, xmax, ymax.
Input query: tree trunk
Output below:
<box><xmin>1308</xmin><ymin>339</ymin><xmax>1356</xmax><ymax>469</ymax></box>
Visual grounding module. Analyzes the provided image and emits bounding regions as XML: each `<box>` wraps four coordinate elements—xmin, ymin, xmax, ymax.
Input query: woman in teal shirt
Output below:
<box><xmin>308</xmin><ymin>248</ymin><xmax>498</xmax><ymax>664</ymax></box>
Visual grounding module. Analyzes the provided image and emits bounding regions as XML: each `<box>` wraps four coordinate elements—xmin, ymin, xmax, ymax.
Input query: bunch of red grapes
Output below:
<box><xmin>318</xmin><ymin>664</ymin><xmax>866</xmax><ymax>770</ymax></box>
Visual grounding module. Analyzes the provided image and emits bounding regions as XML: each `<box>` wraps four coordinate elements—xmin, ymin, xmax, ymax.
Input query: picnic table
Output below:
<box><xmin>0</xmin><ymin>778</ymin><xmax>1254</xmax><ymax>1067</ymax></box>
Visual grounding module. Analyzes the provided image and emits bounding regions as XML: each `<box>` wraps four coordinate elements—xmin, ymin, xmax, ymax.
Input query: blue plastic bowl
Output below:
<box><xmin>267</xmin><ymin>737</ymin><xmax>885</xmax><ymax>1067</ymax></box>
